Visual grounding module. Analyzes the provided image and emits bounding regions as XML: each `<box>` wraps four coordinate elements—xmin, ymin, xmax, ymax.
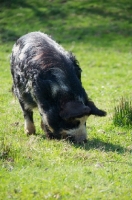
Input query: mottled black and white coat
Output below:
<box><xmin>10</xmin><ymin>32</ymin><xmax>106</xmax><ymax>143</ymax></box>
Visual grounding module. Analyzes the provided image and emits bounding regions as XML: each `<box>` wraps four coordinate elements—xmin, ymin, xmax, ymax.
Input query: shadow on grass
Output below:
<box><xmin>1</xmin><ymin>0</ymin><xmax>132</xmax><ymax>21</ymax></box>
<box><xmin>74</xmin><ymin>138</ymin><xmax>129</xmax><ymax>154</ymax></box>
<box><xmin>38</xmin><ymin>133</ymin><xmax>129</xmax><ymax>154</ymax></box>
<box><xmin>0</xmin><ymin>0</ymin><xmax>132</xmax><ymax>44</ymax></box>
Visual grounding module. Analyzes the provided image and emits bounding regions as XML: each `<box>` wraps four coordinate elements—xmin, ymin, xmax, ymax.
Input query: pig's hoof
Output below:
<box><xmin>24</xmin><ymin>121</ymin><xmax>35</xmax><ymax>135</ymax></box>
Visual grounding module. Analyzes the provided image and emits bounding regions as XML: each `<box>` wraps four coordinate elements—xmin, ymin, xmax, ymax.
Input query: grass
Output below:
<box><xmin>0</xmin><ymin>0</ymin><xmax>132</xmax><ymax>199</ymax></box>
<box><xmin>113</xmin><ymin>97</ymin><xmax>132</xmax><ymax>127</ymax></box>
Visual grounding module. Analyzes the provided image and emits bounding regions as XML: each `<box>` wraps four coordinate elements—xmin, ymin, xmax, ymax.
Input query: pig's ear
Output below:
<box><xmin>88</xmin><ymin>100</ymin><xmax>107</xmax><ymax>117</ymax></box>
<box><xmin>60</xmin><ymin>101</ymin><xmax>91</xmax><ymax>120</ymax></box>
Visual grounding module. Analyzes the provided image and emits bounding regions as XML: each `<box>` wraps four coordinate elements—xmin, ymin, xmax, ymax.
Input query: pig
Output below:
<box><xmin>10</xmin><ymin>31</ymin><xmax>106</xmax><ymax>143</ymax></box>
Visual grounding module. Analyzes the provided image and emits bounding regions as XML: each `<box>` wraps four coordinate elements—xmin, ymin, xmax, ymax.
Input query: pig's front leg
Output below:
<box><xmin>19</xmin><ymin>101</ymin><xmax>36</xmax><ymax>135</ymax></box>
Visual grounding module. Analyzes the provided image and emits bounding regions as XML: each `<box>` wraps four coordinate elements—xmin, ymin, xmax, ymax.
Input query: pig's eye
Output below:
<box><xmin>65</xmin><ymin>120</ymin><xmax>80</xmax><ymax>129</ymax></box>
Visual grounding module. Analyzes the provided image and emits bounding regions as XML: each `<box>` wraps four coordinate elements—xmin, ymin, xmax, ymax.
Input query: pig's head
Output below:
<box><xmin>41</xmin><ymin>100</ymin><xmax>106</xmax><ymax>144</ymax></box>
<box><xmin>59</xmin><ymin>101</ymin><xmax>91</xmax><ymax>143</ymax></box>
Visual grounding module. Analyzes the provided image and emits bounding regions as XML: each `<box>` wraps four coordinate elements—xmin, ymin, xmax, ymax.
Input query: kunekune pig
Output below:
<box><xmin>10</xmin><ymin>32</ymin><xmax>106</xmax><ymax>143</ymax></box>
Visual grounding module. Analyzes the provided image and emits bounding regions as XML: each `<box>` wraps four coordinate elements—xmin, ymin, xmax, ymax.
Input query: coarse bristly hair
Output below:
<box><xmin>10</xmin><ymin>31</ymin><xmax>107</xmax><ymax>144</ymax></box>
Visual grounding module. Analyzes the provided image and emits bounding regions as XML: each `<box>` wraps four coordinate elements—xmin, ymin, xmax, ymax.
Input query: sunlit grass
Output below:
<box><xmin>113</xmin><ymin>97</ymin><xmax>132</xmax><ymax>127</ymax></box>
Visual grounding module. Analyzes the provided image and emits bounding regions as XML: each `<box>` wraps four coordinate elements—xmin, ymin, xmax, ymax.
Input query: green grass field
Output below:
<box><xmin>0</xmin><ymin>0</ymin><xmax>132</xmax><ymax>199</ymax></box>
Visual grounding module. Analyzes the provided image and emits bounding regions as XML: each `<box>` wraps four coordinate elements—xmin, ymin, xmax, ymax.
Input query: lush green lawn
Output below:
<box><xmin>0</xmin><ymin>0</ymin><xmax>132</xmax><ymax>199</ymax></box>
